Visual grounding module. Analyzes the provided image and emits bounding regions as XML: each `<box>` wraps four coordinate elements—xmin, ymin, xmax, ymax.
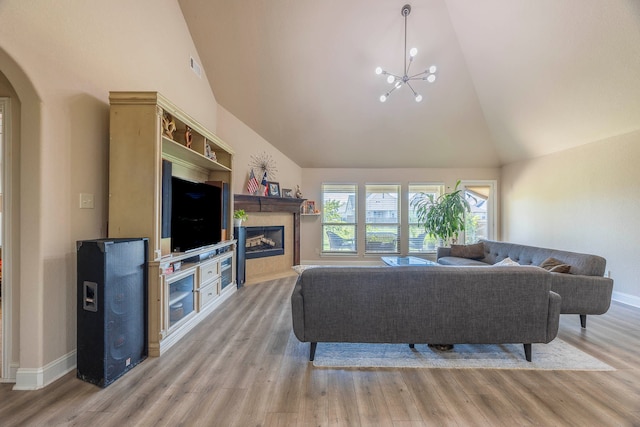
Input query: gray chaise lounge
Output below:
<box><xmin>291</xmin><ymin>266</ymin><xmax>561</xmax><ymax>362</ymax></box>
<box><xmin>437</xmin><ymin>239</ymin><xmax>614</xmax><ymax>328</ymax></box>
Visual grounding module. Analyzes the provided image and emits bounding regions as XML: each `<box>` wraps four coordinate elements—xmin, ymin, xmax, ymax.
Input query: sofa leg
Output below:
<box><xmin>309</xmin><ymin>342</ymin><xmax>317</xmax><ymax>361</ymax></box>
<box><xmin>580</xmin><ymin>314</ymin><xmax>587</xmax><ymax>329</ymax></box>
<box><xmin>409</xmin><ymin>343</ymin><xmax>415</xmax><ymax>349</ymax></box>
<box><xmin>523</xmin><ymin>343</ymin><xmax>532</xmax><ymax>362</ymax></box>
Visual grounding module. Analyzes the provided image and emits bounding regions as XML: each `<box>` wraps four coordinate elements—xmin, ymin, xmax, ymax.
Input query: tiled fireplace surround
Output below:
<box><xmin>234</xmin><ymin>195</ymin><xmax>305</xmax><ymax>282</ymax></box>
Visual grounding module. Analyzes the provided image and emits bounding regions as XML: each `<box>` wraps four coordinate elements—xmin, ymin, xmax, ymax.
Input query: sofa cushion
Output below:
<box><xmin>540</xmin><ymin>257</ymin><xmax>571</xmax><ymax>274</ymax></box>
<box><xmin>450</xmin><ymin>243</ymin><xmax>485</xmax><ymax>259</ymax></box>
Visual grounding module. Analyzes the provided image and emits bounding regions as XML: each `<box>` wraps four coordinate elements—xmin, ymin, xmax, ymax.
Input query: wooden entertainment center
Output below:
<box><xmin>108</xmin><ymin>92</ymin><xmax>236</xmax><ymax>356</ymax></box>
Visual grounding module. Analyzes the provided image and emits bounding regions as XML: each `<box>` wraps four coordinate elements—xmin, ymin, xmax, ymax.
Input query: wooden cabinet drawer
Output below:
<box><xmin>199</xmin><ymin>259</ymin><xmax>219</xmax><ymax>283</ymax></box>
<box><xmin>198</xmin><ymin>281</ymin><xmax>219</xmax><ymax>310</ymax></box>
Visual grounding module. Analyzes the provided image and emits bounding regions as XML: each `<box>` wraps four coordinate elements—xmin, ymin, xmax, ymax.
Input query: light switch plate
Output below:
<box><xmin>80</xmin><ymin>193</ymin><xmax>94</xmax><ymax>209</ymax></box>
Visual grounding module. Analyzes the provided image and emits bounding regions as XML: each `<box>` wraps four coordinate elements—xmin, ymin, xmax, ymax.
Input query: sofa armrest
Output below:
<box><xmin>436</xmin><ymin>246</ymin><xmax>451</xmax><ymax>260</ymax></box>
<box><xmin>546</xmin><ymin>291</ymin><xmax>561</xmax><ymax>342</ymax></box>
<box><xmin>290</xmin><ymin>279</ymin><xmax>305</xmax><ymax>341</ymax></box>
<box><xmin>550</xmin><ymin>273</ymin><xmax>613</xmax><ymax>314</ymax></box>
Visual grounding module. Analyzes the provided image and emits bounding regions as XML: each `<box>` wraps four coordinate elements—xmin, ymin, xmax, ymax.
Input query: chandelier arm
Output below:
<box><xmin>384</xmin><ymin>72</ymin><xmax>403</xmax><ymax>80</ymax></box>
<box><xmin>387</xmin><ymin>84</ymin><xmax>401</xmax><ymax>96</ymax></box>
<box><xmin>406</xmin><ymin>56</ymin><xmax>413</xmax><ymax>76</ymax></box>
<box><xmin>406</xmin><ymin>82</ymin><xmax>418</xmax><ymax>97</ymax></box>
<box><xmin>407</xmin><ymin>71</ymin><xmax>429</xmax><ymax>80</ymax></box>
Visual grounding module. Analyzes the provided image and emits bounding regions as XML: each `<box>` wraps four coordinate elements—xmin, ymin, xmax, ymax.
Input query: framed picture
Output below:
<box><xmin>306</xmin><ymin>200</ymin><xmax>316</xmax><ymax>214</ymax></box>
<box><xmin>267</xmin><ymin>181</ymin><xmax>281</xmax><ymax>197</ymax></box>
<box><xmin>282</xmin><ymin>188</ymin><xmax>293</xmax><ymax>198</ymax></box>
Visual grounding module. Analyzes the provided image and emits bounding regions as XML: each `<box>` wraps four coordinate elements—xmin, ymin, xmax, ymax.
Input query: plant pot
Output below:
<box><xmin>233</xmin><ymin>218</ymin><xmax>243</xmax><ymax>227</ymax></box>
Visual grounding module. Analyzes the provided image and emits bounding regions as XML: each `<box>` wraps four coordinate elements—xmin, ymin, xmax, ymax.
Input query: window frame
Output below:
<box><xmin>321</xmin><ymin>183</ymin><xmax>358</xmax><ymax>254</ymax></box>
<box><xmin>365</xmin><ymin>183</ymin><xmax>401</xmax><ymax>255</ymax></box>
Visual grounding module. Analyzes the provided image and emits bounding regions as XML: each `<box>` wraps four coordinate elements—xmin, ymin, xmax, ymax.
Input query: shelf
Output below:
<box><xmin>162</xmin><ymin>136</ymin><xmax>231</xmax><ymax>172</ymax></box>
<box><xmin>169</xmin><ymin>291</ymin><xmax>192</xmax><ymax>307</ymax></box>
<box><xmin>301</xmin><ymin>213</ymin><xmax>321</xmax><ymax>216</ymax></box>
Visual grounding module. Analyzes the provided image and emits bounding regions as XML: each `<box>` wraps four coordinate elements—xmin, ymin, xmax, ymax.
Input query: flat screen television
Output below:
<box><xmin>170</xmin><ymin>176</ymin><xmax>222</xmax><ymax>253</ymax></box>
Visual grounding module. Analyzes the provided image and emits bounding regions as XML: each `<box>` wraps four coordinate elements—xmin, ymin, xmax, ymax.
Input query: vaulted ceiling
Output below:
<box><xmin>179</xmin><ymin>0</ymin><xmax>640</xmax><ymax>168</ymax></box>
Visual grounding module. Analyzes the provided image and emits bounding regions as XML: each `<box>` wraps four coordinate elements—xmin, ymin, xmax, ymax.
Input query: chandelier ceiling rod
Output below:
<box><xmin>375</xmin><ymin>4</ymin><xmax>437</xmax><ymax>103</ymax></box>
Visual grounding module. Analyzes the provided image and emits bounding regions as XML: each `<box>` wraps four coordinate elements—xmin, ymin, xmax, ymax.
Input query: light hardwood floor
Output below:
<box><xmin>0</xmin><ymin>274</ymin><xmax>639</xmax><ymax>426</ymax></box>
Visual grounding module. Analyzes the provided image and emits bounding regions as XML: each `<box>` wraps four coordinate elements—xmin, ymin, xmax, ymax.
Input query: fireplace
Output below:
<box><xmin>245</xmin><ymin>226</ymin><xmax>285</xmax><ymax>259</ymax></box>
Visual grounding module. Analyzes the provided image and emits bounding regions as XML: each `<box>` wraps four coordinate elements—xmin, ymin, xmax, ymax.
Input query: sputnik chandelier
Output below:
<box><xmin>375</xmin><ymin>4</ymin><xmax>437</xmax><ymax>103</ymax></box>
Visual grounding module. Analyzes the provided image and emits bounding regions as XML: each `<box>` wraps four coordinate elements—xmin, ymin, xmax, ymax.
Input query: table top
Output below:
<box><xmin>381</xmin><ymin>256</ymin><xmax>439</xmax><ymax>267</ymax></box>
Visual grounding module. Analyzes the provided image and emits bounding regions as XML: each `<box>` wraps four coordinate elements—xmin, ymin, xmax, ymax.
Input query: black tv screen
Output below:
<box><xmin>170</xmin><ymin>177</ymin><xmax>222</xmax><ymax>253</ymax></box>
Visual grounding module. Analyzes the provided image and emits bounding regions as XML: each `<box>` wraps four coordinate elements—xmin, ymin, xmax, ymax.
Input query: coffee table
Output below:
<box><xmin>381</xmin><ymin>256</ymin><xmax>438</xmax><ymax>267</ymax></box>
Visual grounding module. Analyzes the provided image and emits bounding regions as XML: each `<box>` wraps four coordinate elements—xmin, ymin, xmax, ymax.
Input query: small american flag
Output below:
<box><xmin>247</xmin><ymin>169</ymin><xmax>259</xmax><ymax>194</ymax></box>
<box><xmin>261</xmin><ymin>171</ymin><xmax>268</xmax><ymax>196</ymax></box>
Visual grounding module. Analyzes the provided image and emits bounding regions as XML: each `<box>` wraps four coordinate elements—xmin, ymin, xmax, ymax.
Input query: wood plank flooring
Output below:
<box><xmin>0</xmin><ymin>274</ymin><xmax>639</xmax><ymax>426</ymax></box>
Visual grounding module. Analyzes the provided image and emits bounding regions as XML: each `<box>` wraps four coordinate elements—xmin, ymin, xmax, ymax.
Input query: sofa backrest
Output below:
<box><xmin>293</xmin><ymin>265</ymin><xmax>557</xmax><ymax>345</ymax></box>
<box><xmin>479</xmin><ymin>239</ymin><xmax>606</xmax><ymax>277</ymax></box>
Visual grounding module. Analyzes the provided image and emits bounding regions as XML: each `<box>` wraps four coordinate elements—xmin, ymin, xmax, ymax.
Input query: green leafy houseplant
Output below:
<box><xmin>233</xmin><ymin>209</ymin><xmax>248</xmax><ymax>221</ymax></box>
<box><xmin>233</xmin><ymin>209</ymin><xmax>248</xmax><ymax>226</ymax></box>
<box><xmin>410</xmin><ymin>180</ymin><xmax>470</xmax><ymax>246</ymax></box>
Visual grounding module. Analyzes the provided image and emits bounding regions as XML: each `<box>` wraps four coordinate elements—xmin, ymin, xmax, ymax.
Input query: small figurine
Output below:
<box><xmin>162</xmin><ymin>113</ymin><xmax>176</xmax><ymax>139</ymax></box>
<box><xmin>185</xmin><ymin>126</ymin><xmax>193</xmax><ymax>148</ymax></box>
<box><xmin>295</xmin><ymin>185</ymin><xmax>303</xmax><ymax>198</ymax></box>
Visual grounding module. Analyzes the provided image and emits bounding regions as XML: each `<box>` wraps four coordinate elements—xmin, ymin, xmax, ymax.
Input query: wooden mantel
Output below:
<box><xmin>234</xmin><ymin>194</ymin><xmax>306</xmax><ymax>265</ymax></box>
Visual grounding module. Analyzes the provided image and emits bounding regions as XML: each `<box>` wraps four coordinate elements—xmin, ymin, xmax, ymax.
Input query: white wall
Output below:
<box><xmin>502</xmin><ymin>130</ymin><xmax>640</xmax><ymax>306</ymax></box>
<box><xmin>300</xmin><ymin>167</ymin><xmax>500</xmax><ymax>263</ymax></box>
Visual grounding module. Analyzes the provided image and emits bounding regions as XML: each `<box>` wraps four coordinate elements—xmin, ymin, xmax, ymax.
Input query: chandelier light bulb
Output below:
<box><xmin>415</xmin><ymin>94</ymin><xmax>423</xmax><ymax>102</ymax></box>
<box><xmin>395</xmin><ymin>81</ymin><xmax>402</xmax><ymax>89</ymax></box>
<box><xmin>429</xmin><ymin>65</ymin><xmax>437</xmax><ymax>73</ymax></box>
<box><xmin>375</xmin><ymin>67</ymin><xmax>383</xmax><ymax>75</ymax></box>
<box><xmin>427</xmin><ymin>74</ymin><xmax>436</xmax><ymax>83</ymax></box>
<box><xmin>386</xmin><ymin>75</ymin><xmax>395</xmax><ymax>84</ymax></box>
<box><xmin>380</xmin><ymin>94</ymin><xmax>388</xmax><ymax>103</ymax></box>
<box><xmin>409</xmin><ymin>47</ymin><xmax>418</xmax><ymax>57</ymax></box>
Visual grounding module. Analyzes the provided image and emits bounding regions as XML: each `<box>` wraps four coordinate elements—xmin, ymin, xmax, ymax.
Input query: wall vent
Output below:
<box><xmin>190</xmin><ymin>56</ymin><xmax>202</xmax><ymax>78</ymax></box>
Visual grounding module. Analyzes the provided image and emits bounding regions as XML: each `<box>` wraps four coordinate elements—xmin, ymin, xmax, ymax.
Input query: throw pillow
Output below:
<box><xmin>450</xmin><ymin>242</ymin><xmax>485</xmax><ymax>260</ymax></box>
<box><xmin>539</xmin><ymin>257</ymin><xmax>571</xmax><ymax>274</ymax></box>
<box><xmin>494</xmin><ymin>257</ymin><xmax>520</xmax><ymax>266</ymax></box>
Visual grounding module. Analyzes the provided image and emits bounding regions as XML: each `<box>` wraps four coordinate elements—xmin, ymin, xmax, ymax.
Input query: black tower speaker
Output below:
<box><xmin>234</xmin><ymin>226</ymin><xmax>246</xmax><ymax>286</ymax></box>
<box><xmin>76</xmin><ymin>238</ymin><xmax>148</xmax><ymax>387</ymax></box>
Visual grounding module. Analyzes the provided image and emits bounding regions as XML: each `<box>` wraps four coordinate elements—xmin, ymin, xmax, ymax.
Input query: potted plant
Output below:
<box><xmin>410</xmin><ymin>180</ymin><xmax>470</xmax><ymax>247</ymax></box>
<box><xmin>233</xmin><ymin>209</ymin><xmax>248</xmax><ymax>227</ymax></box>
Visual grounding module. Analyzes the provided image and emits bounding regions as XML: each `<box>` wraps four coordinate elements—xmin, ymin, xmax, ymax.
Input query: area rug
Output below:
<box><xmin>312</xmin><ymin>340</ymin><xmax>614</xmax><ymax>371</ymax></box>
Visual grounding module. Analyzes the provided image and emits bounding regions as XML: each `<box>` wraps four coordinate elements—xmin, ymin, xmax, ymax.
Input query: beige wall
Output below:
<box><xmin>217</xmin><ymin>106</ymin><xmax>302</xmax><ymax>196</ymax></box>
<box><xmin>0</xmin><ymin>0</ymin><xmax>220</xmax><ymax>387</ymax></box>
<box><xmin>502</xmin><ymin>130</ymin><xmax>640</xmax><ymax>304</ymax></box>
<box><xmin>300</xmin><ymin>168</ymin><xmax>500</xmax><ymax>263</ymax></box>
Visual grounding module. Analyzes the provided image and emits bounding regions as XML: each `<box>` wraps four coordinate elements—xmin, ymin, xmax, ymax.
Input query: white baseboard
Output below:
<box><xmin>13</xmin><ymin>350</ymin><xmax>76</xmax><ymax>390</ymax></box>
<box><xmin>612</xmin><ymin>291</ymin><xmax>640</xmax><ymax>309</ymax></box>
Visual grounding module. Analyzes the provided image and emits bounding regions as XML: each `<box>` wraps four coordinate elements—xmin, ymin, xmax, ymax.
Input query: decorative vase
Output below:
<box><xmin>234</xmin><ymin>218</ymin><xmax>243</xmax><ymax>228</ymax></box>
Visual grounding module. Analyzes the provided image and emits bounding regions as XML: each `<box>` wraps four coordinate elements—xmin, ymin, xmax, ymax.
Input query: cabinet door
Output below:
<box><xmin>220</xmin><ymin>253</ymin><xmax>234</xmax><ymax>290</ymax></box>
<box><xmin>167</xmin><ymin>270</ymin><xmax>196</xmax><ymax>329</ymax></box>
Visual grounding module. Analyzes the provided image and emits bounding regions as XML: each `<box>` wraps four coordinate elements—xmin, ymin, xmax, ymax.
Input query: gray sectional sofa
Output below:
<box><xmin>437</xmin><ymin>239</ymin><xmax>614</xmax><ymax>328</ymax></box>
<box><xmin>291</xmin><ymin>266</ymin><xmax>561</xmax><ymax>362</ymax></box>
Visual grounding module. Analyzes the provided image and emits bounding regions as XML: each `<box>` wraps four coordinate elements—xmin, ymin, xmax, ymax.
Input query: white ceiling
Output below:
<box><xmin>179</xmin><ymin>0</ymin><xmax>640</xmax><ymax>168</ymax></box>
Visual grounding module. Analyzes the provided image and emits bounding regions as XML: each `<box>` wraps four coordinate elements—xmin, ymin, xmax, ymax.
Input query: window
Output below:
<box><xmin>408</xmin><ymin>184</ymin><xmax>443</xmax><ymax>252</ymax></box>
<box><xmin>462</xmin><ymin>183</ymin><xmax>495</xmax><ymax>244</ymax></box>
<box><xmin>322</xmin><ymin>184</ymin><xmax>357</xmax><ymax>253</ymax></box>
<box><xmin>365</xmin><ymin>184</ymin><xmax>399</xmax><ymax>253</ymax></box>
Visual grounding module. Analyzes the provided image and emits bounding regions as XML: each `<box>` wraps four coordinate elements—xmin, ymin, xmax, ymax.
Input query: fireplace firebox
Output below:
<box><xmin>245</xmin><ymin>226</ymin><xmax>285</xmax><ymax>259</ymax></box>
